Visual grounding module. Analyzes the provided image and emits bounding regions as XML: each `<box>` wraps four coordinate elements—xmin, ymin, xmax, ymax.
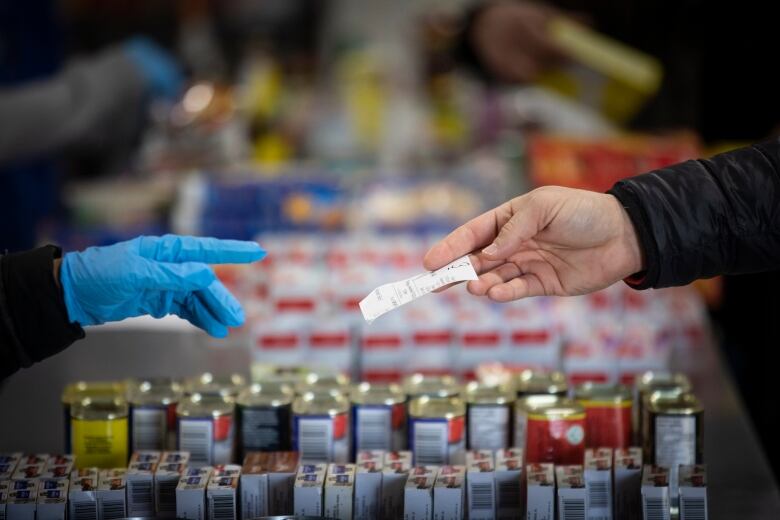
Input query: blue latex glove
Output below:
<box><xmin>60</xmin><ymin>235</ymin><xmax>265</xmax><ymax>338</ymax></box>
<box><xmin>124</xmin><ymin>36</ymin><xmax>184</xmax><ymax>101</ymax></box>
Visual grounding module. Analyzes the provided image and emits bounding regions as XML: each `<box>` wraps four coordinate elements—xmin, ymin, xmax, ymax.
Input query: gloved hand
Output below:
<box><xmin>60</xmin><ymin>235</ymin><xmax>265</xmax><ymax>338</ymax></box>
<box><xmin>124</xmin><ymin>36</ymin><xmax>184</xmax><ymax>101</ymax></box>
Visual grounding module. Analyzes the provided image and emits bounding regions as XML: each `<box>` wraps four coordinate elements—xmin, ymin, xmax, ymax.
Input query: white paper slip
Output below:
<box><xmin>359</xmin><ymin>256</ymin><xmax>478</xmax><ymax>323</ymax></box>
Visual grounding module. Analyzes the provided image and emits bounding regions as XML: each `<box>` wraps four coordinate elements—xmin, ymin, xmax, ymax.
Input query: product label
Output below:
<box><xmin>526</xmin><ymin>414</ymin><xmax>586</xmax><ymax>465</ymax></box>
<box><xmin>71</xmin><ymin>418</ymin><xmax>128</xmax><ymax>469</ymax></box>
<box><xmin>131</xmin><ymin>407</ymin><xmax>167</xmax><ymax>451</ymax></box>
<box><xmin>654</xmin><ymin>416</ymin><xmax>696</xmax><ymax>467</ymax></box>
<box><xmin>239</xmin><ymin>405</ymin><xmax>291</xmax><ymax>454</ymax></box>
<box><xmin>294</xmin><ymin>414</ymin><xmax>349</xmax><ymax>463</ymax></box>
<box><xmin>179</xmin><ymin>417</ymin><xmax>234</xmax><ymax>468</ymax></box>
<box><xmin>354</xmin><ymin>406</ymin><xmax>392</xmax><ymax>452</ymax></box>
<box><xmin>410</xmin><ymin>417</ymin><xmax>465</xmax><ymax>466</ymax></box>
<box><xmin>468</xmin><ymin>404</ymin><xmax>510</xmax><ymax>451</ymax></box>
<box><xmin>582</xmin><ymin>400</ymin><xmax>632</xmax><ymax>449</ymax></box>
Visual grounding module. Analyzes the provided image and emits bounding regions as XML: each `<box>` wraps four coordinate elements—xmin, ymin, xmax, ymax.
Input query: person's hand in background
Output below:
<box><xmin>58</xmin><ymin>235</ymin><xmax>265</xmax><ymax>337</ymax></box>
<box><xmin>424</xmin><ymin>186</ymin><xmax>643</xmax><ymax>301</ymax></box>
<box><xmin>124</xmin><ymin>36</ymin><xmax>184</xmax><ymax>101</ymax></box>
<box><xmin>471</xmin><ymin>0</ymin><xmax>567</xmax><ymax>83</ymax></box>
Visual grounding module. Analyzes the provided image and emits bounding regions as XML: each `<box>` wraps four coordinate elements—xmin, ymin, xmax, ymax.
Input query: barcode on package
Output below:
<box><xmin>297</xmin><ymin>418</ymin><xmax>333</xmax><ymax>462</ymax></box>
<box><xmin>680</xmin><ymin>497</ymin><xmax>706</xmax><ymax>520</ymax></box>
<box><xmin>132</xmin><ymin>407</ymin><xmax>166</xmax><ymax>450</ymax></box>
<box><xmin>470</xmin><ymin>482</ymin><xmax>494</xmax><ymax>510</ymax></box>
<box><xmin>357</xmin><ymin>407</ymin><xmax>391</xmax><ymax>451</ymax></box>
<box><xmin>587</xmin><ymin>480</ymin><xmax>609</xmax><ymax>510</ymax></box>
<box><xmin>100</xmin><ymin>500</ymin><xmax>126</xmax><ymax>520</ymax></box>
<box><xmin>412</xmin><ymin>420</ymin><xmax>447</xmax><ymax>465</ymax></box>
<box><xmin>179</xmin><ymin>420</ymin><xmax>213</xmax><ymax>465</ymax></box>
<box><xmin>561</xmin><ymin>498</ymin><xmax>586</xmax><ymax>520</ymax></box>
<box><xmin>73</xmin><ymin>501</ymin><xmax>98</xmax><ymax>520</ymax></box>
<box><xmin>498</xmin><ymin>481</ymin><xmax>520</xmax><ymax>509</ymax></box>
<box><xmin>643</xmin><ymin>497</ymin><xmax>670</xmax><ymax>520</ymax></box>
<box><xmin>209</xmin><ymin>495</ymin><xmax>235</xmax><ymax>520</ymax></box>
<box><xmin>158</xmin><ymin>481</ymin><xmax>177</xmax><ymax>512</ymax></box>
<box><xmin>130</xmin><ymin>481</ymin><xmax>154</xmax><ymax>514</ymax></box>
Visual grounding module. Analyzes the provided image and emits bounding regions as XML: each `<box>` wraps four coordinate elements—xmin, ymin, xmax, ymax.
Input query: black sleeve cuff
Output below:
<box><xmin>607</xmin><ymin>185</ymin><xmax>661</xmax><ymax>289</ymax></box>
<box><xmin>1</xmin><ymin>245</ymin><xmax>84</xmax><ymax>377</ymax></box>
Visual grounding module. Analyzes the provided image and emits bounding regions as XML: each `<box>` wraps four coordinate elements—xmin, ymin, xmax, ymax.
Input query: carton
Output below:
<box><xmin>155</xmin><ymin>462</ymin><xmax>187</xmax><ymax>517</ymax></box>
<box><xmin>129</xmin><ymin>451</ymin><xmax>162</xmax><ymax>464</ymax></box>
<box><xmin>241</xmin><ymin>451</ymin><xmax>299</xmax><ymax>518</ymax></box>
<box><xmin>433</xmin><ymin>465</ymin><xmax>465</xmax><ymax>520</ymax></box>
<box><xmin>641</xmin><ymin>465</ymin><xmax>671</xmax><ymax>520</ymax></box>
<box><xmin>0</xmin><ymin>453</ymin><xmax>22</xmax><ymax>480</ymax></box>
<box><xmin>7</xmin><ymin>479</ymin><xmax>38</xmax><ymax>520</ymax></box>
<box><xmin>42</xmin><ymin>455</ymin><xmax>75</xmax><ymax>480</ymax></box>
<box><xmin>324</xmin><ymin>464</ymin><xmax>356</xmax><ymax>520</ymax></box>
<box><xmin>404</xmin><ymin>466</ymin><xmax>438</xmax><ymax>520</ymax></box>
<box><xmin>354</xmin><ymin>450</ymin><xmax>384</xmax><ymax>520</ymax></box>
<box><xmin>126</xmin><ymin>460</ymin><xmax>157</xmax><ymax>516</ymax></box>
<box><xmin>69</xmin><ymin>468</ymin><xmax>99</xmax><ymax>520</ymax></box>
<box><xmin>207</xmin><ymin>465</ymin><xmax>240</xmax><ymax>520</ymax></box>
<box><xmin>495</xmin><ymin>448</ymin><xmax>523</xmax><ymax>520</ymax></box>
<box><xmin>526</xmin><ymin>463</ymin><xmax>555</xmax><ymax>520</ymax></box>
<box><xmin>584</xmin><ymin>448</ymin><xmax>613</xmax><ymax>520</ymax></box>
<box><xmin>160</xmin><ymin>451</ymin><xmax>190</xmax><ymax>465</ymax></box>
<box><xmin>614</xmin><ymin>447</ymin><xmax>642</xmax><ymax>520</ymax></box>
<box><xmin>12</xmin><ymin>463</ymin><xmax>45</xmax><ymax>480</ymax></box>
<box><xmin>0</xmin><ymin>480</ymin><xmax>9</xmax><ymax>520</ymax></box>
<box><xmin>465</xmin><ymin>450</ymin><xmax>496</xmax><ymax>520</ymax></box>
<box><xmin>556</xmin><ymin>465</ymin><xmax>587</xmax><ymax>520</ymax></box>
<box><xmin>294</xmin><ymin>463</ymin><xmax>327</xmax><ymax>516</ymax></box>
<box><xmin>37</xmin><ymin>479</ymin><xmax>69</xmax><ymax>520</ymax></box>
<box><xmin>176</xmin><ymin>467</ymin><xmax>213</xmax><ymax>520</ymax></box>
<box><xmin>97</xmin><ymin>469</ymin><xmax>127</xmax><ymax>520</ymax></box>
<box><xmin>381</xmin><ymin>452</ymin><xmax>412</xmax><ymax>520</ymax></box>
<box><xmin>678</xmin><ymin>465</ymin><xmax>707</xmax><ymax>520</ymax></box>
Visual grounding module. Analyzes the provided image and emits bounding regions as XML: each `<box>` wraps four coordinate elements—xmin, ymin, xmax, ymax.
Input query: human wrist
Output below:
<box><xmin>609</xmin><ymin>194</ymin><xmax>645</xmax><ymax>277</ymax></box>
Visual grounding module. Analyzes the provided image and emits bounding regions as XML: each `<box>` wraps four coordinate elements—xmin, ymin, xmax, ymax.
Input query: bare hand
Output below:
<box><xmin>423</xmin><ymin>186</ymin><xmax>644</xmax><ymax>301</ymax></box>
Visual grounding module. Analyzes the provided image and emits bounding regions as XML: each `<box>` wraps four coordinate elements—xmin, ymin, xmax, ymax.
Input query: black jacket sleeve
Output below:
<box><xmin>608</xmin><ymin>138</ymin><xmax>780</xmax><ymax>289</ymax></box>
<box><xmin>0</xmin><ymin>245</ymin><xmax>84</xmax><ymax>380</ymax></box>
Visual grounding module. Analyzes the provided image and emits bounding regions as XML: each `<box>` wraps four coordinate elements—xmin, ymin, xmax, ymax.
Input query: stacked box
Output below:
<box><xmin>294</xmin><ymin>463</ymin><xmax>327</xmax><ymax>516</ymax></box>
<box><xmin>556</xmin><ymin>466</ymin><xmax>586</xmax><ymax>520</ymax></box>
<box><xmin>0</xmin><ymin>453</ymin><xmax>22</xmax><ymax>480</ymax></box>
<box><xmin>466</xmin><ymin>450</ymin><xmax>496</xmax><ymax>520</ymax></box>
<box><xmin>12</xmin><ymin>454</ymin><xmax>48</xmax><ymax>480</ymax></box>
<box><xmin>354</xmin><ymin>450</ymin><xmax>384</xmax><ymax>520</ymax></box>
<box><xmin>267</xmin><ymin>452</ymin><xmax>299</xmax><ymax>515</ymax></box>
<box><xmin>241</xmin><ymin>451</ymin><xmax>299</xmax><ymax>518</ymax></box>
<box><xmin>495</xmin><ymin>448</ymin><xmax>523</xmax><ymax>520</ymax></box>
<box><xmin>614</xmin><ymin>448</ymin><xmax>642</xmax><ymax>520</ymax></box>
<box><xmin>207</xmin><ymin>465</ymin><xmax>240</xmax><ymax>520</ymax></box>
<box><xmin>37</xmin><ymin>479</ymin><xmax>69</xmax><ymax>520</ymax></box>
<box><xmin>130</xmin><ymin>451</ymin><xmax>162</xmax><ymax>464</ymax></box>
<box><xmin>433</xmin><ymin>465</ymin><xmax>466</xmax><ymax>520</ymax></box>
<box><xmin>526</xmin><ymin>463</ymin><xmax>555</xmax><ymax>520</ymax></box>
<box><xmin>160</xmin><ymin>451</ymin><xmax>190</xmax><ymax>465</ymax></box>
<box><xmin>156</xmin><ymin>462</ymin><xmax>187</xmax><ymax>517</ymax></box>
<box><xmin>641</xmin><ymin>465</ymin><xmax>671</xmax><ymax>520</ymax></box>
<box><xmin>97</xmin><ymin>469</ymin><xmax>127</xmax><ymax>520</ymax></box>
<box><xmin>126</xmin><ymin>460</ymin><xmax>157</xmax><ymax>516</ymax></box>
<box><xmin>42</xmin><ymin>456</ymin><xmax>75</xmax><ymax>480</ymax></box>
<box><xmin>381</xmin><ymin>451</ymin><xmax>412</xmax><ymax>520</ymax></box>
<box><xmin>584</xmin><ymin>448</ymin><xmax>613</xmax><ymax>520</ymax></box>
<box><xmin>324</xmin><ymin>464</ymin><xmax>356</xmax><ymax>520</ymax></box>
<box><xmin>176</xmin><ymin>467</ymin><xmax>213</xmax><ymax>520</ymax></box>
<box><xmin>69</xmin><ymin>468</ymin><xmax>99</xmax><ymax>520</ymax></box>
<box><xmin>0</xmin><ymin>480</ymin><xmax>9</xmax><ymax>520</ymax></box>
<box><xmin>7</xmin><ymin>479</ymin><xmax>38</xmax><ymax>520</ymax></box>
<box><xmin>404</xmin><ymin>466</ymin><xmax>438</xmax><ymax>520</ymax></box>
<box><xmin>678</xmin><ymin>465</ymin><xmax>707</xmax><ymax>520</ymax></box>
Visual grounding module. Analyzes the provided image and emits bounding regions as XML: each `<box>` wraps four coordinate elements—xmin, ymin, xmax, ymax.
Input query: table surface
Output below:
<box><xmin>1</xmin><ymin>323</ymin><xmax>779</xmax><ymax>518</ymax></box>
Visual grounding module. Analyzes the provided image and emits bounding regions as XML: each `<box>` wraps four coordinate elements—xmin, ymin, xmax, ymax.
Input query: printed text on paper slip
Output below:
<box><xmin>359</xmin><ymin>255</ymin><xmax>478</xmax><ymax>323</ymax></box>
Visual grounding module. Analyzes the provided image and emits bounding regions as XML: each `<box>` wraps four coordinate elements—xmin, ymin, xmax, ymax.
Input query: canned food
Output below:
<box><xmin>513</xmin><ymin>369</ymin><xmax>568</xmax><ymax>397</ymax></box>
<box><xmin>70</xmin><ymin>395</ymin><xmax>129</xmax><ymax>469</ymax></box>
<box><xmin>402</xmin><ymin>373</ymin><xmax>459</xmax><ymax>398</ymax></box>
<box><xmin>408</xmin><ymin>394</ymin><xmax>466</xmax><ymax>466</ymax></box>
<box><xmin>292</xmin><ymin>391</ymin><xmax>351</xmax><ymax>463</ymax></box>
<box><xmin>513</xmin><ymin>394</ymin><xmax>559</xmax><ymax>449</ymax></box>
<box><xmin>62</xmin><ymin>381</ymin><xmax>126</xmax><ymax>453</ymax></box>
<box><xmin>350</xmin><ymin>382</ymin><xmax>406</xmax><ymax>456</ymax></box>
<box><xmin>294</xmin><ymin>371</ymin><xmax>351</xmax><ymax>396</ymax></box>
<box><xmin>635</xmin><ymin>371</ymin><xmax>692</xmax><ymax>444</ymax></box>
<box><xmin>236</xmin><ymin>382</ymin><xmax>295</xmax><ymax>458</ymax></box>
<box><xmin>574</xmin><ymin>382</ymin><xmax>632</xmax><ymax>449</ymax></box>
<box><xmin>464</xmin><ymin>382</ymin><xmax>514</xmax><ymax>451</ymax></box>
<box><xmin>176</xmin><ymin>393</ymin><xmax>235</xmax><ymax>468</ymax></box>
<box><xmin>524</xmin><ymin>397</ymin><xmax>586</xmax><ymax>465</ymax></box>
<box><xmin>184</xmin><ymin>373</ymin><xmax>246</xmax><ymax>400</ymax></box>
<box><xmin>129</xmin><ymin>378</ymin><xmax>182</xmax><ymax>452</ymax></box>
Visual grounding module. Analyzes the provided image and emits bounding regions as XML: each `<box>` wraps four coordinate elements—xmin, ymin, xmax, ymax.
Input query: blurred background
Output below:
<box><xmin>1</xmin><ymin>0</ymin><xmax>779</xmax><ymax>511</ymax></box>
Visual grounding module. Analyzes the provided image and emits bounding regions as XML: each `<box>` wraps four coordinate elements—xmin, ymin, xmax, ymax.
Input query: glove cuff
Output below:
<box><xmin>61</xmin><ymin>252</ymin><xmax>96</xmax><ymax>326</ymax></box>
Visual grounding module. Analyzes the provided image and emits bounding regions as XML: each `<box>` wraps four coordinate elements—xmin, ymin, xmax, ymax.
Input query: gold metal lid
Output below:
<box><xmin>647</xmin><ymin>392</ymin><xmax>702</xmax><ymax>415</ymax></box>
<box><xmin>513</xmin><ymin>369</ymin><xmax>568</xmax><ymax>396</ymax></box>
<box><xmin>464</xmin><ymin>381</ymin><xmax>514</xmax><ymax>405</ymax></box>
<box><xmin>292</xmin><ymin>391</ymin><xmax>350</xmax><ymax>416</ymax></box>
<box><xmin>129</xmin><ymin>378</ymin><xmax>182</xmax><ymax>406</ymax></box>
<box><xmin>70</xmin><ymin>395</ymin><xmax>129</xmax><ymax>421</ymax></box>
<box><xmin>184</xmin><ymin>372</ymin><xmax>246</xmax><ymax>400</ymax></box>
<box><xmin>403</xmin><ymin>373</ymin><xmax>460</xmax><ymax>398</ymax></box>
<box><xmin>574</xmin><ymin>382</ymin><xmax>631</xmax><ymax>402</ymax></box>
<box><xmin>351</xmin><ymin>382</ymin><xmax>405</xmax><ymax>405</ymax></box>
<box><xmin>237</xmin><ymin>382</ymin><xmax>295</xmax><ymax>407</ymax></box>
<box><xmin>176</xmin><ymin>392</ymin><xmax>234</xmax><ymax>418</ymax></box>
<box><xmin>408</xmin><ymin>394</ymin><xmax>466</xmax><ymax>419</ymax></box>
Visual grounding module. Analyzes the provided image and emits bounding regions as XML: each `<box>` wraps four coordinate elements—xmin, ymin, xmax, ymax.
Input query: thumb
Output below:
<box><xmin>481</xmin><ymin>193</ymin><xmax>543</xmax><ymax>259</ymax></box>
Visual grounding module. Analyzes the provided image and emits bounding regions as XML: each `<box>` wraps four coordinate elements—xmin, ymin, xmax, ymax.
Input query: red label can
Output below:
<box><xmin>581</xmin><ymin>399</ymin><xmax>632</xmax><ymax>448</ymax></box>
<box><xmin>525</xmin><ymin>408</ymin><xmax>586</xmax><ymax>465</ymax></box>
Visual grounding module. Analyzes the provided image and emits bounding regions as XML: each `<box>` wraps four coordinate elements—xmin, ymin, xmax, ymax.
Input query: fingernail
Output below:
<box><xmin>482</xmin><ymin>243</ymin><xmax>498</xmax><ymax>256</ymax></box>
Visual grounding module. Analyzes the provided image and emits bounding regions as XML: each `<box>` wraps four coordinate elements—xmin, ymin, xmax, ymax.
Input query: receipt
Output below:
<box><xmin>359</xmin><ymin>255</ymin><xmax>478</xmax><ymax>323</ymax></box>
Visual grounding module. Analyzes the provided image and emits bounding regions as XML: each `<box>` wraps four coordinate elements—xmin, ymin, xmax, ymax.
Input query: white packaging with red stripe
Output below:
<box><xmin>307</xmin><ymin>314</ymin><xmax>353</xmax><ymax>375</ymax></box>
<box><xmin>495</xmin><ymin>448</ymin><xmax>523</xmax><ymax>520</ymax></box>
<box><xmin>252</xmin><ymin>313</ymin><xmax>309</xmax><ymax>368</ymax></box>
<box><xmin>584</xmin><ymin>448</ymin><xmax>613</xmax><ymax>520</ymax></box>
<box><xmin>360</xmin><ymin>314</ymin><xmax>409</xmax><ymax>382</ymax></box>
<box><xmin>405</xmin><ymin>302</ymin><xmax>454</xmax><ymax>376</ymax></box>
<box><xmin>454</xmin><ymin>305</ymin><xmax>505</xmax><ymax>380</ymax></box>
<box><xmin>503</xmin><ymin>300</ymin><xmax>560</xmax><ymax>370</ymax></box>
<box><xmin>465</xmin><ymin>450</ymin><xmax>496</xmax><ymax>520</ymax></box>
<box><xmin>526</xmin><ymin>463</ymin><xmax>555</xmax><ymax>520</ymax></box>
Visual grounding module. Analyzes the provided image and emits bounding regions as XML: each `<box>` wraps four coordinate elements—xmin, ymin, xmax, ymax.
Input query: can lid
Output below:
<box><xmin>647</xmin><ymin>392</ymin><xmax>702</xmax><ymax>414</ymax></box>
<box><xmin>573</xmin><ymin>382</ymin><xmax>631</xmax><ymax>401</ymax></box>
<box><xmin>184</xmin><ymin>372</ymin><xmax>246</xmax><ymax>400</ymax></box>
<box><xmin>293</xmin><ymin>390</ymin><xmax>350</xmax><ymax>415</ymax></box>
<box><xmin>70</xmin><ymin>395</ymin><xmax>129</xmax><ymax>420</ymax></box>
<box><xmin>403</xmin><ymin>373</ymin><xmax>459</xmax><ymax>398</ymax></box>
<box><xmin>294</xmin><ymin>371</ymin><xmax>351</xmax><ymax>396</ymax></box>
<box><xmin>176</xmin><ymin>392</ymin><xmax>234</xmax><ymax>417</ymax></box>
<box><xmin>61</xmin><ymin>381</ymin><xmax>127</xmax><ymax>405</ymax></box>
<box><xmin>351</xmin><ymin>382</ymin><xmax>405</xmax><ymax>405</ymax></box>
<box><xmin>409</xmin><ymin>394</ymin><xmax>466</xmax><ymax>419</ymax></box>
<box><xmin>238</xmin><ymin>382</ymin><xmax>295</xmax><ymax>406</ymax></box>
<box><xmin>525</xmin><ymin>396</ymin><xmax>585</xmax><ymax>418</ymax></box>
<box><xmin>464</xmin><ymin>381</ymin><xmax>514</xmax><ymax>405</ymax></box>
<box><xmin>513</xmin><ymin>370</ymin><xmax>568</xmax><ymax>396</ymax></box>
<box><xmin>637</xmin><ymin>371</ymin><xmax>691</xmax><ymax>393</ymax></box>
<box><xmin>129</xmin><ymin>378</ymin><xmax>182</xmax><ymax>405</ymax></box>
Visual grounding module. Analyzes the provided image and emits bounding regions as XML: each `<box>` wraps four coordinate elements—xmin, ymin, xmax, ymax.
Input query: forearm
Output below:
<box><xmin>609</xmin><ymin>138</ymin><xmax>780</xmax><ymax>288</ymax></box>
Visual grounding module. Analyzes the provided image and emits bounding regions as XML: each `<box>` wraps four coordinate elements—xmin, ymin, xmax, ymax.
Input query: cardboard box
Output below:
<box><xmin>0</xmin><ymin>480</ymin><xmax>9</xmax><ymax>520</ymax></box>
<box><xmin>130</xmin><ymin>451</ymin><xmax>162</xmax><ymax>464</ymax></box>
<box><xmin>0</xmin><ymin>453</ymin><xmax>22</xmax><ymax>480</ymax></box>
<box><xmin>614</xmin><ymin>448</ymin><xmax>642</xmax><ymax>520</ymax></box>
<box><xmin>526</xmin><ymin>463</ymin><xmax>555</xmax><ymax>520</ymax></box>
<box><xmin>294</xmin><ymin>463</ymin><xmax>327</xmax><ymax>516</ymax></box>
<box><xmin>641</xmin><ymin>465</ymin><xmax>671</xmax><ymax>520</ymax></box>
<box><xmin>495</xmin><ymin>448</ymin><xmax>523</xmax><ymax>520</ymax></box>
<box><xmin>556</xmin><ymin>465</ymin><xmax>587</xmax><ymax>520</ymax></box>
<box><xmin>433</xmin><ymin>465</ymin><xmax>465</xmax><ymax>520</ymax></box>
<box><xmin>69</xmin><ymin>468</ymin><xmax>99</xmax><ymax>520</ymax></box>
<box><xmin>381</xmin><ymin>456</ymin><xmax>411</xmax><ymax>520</ymax></box>
<box><xmin>354</xmin><ymin>451</ymin><xmax>384</xmax><ymax>520</ymax></box>
<box><xmin>41</xmin><ymin>455</ymin><xmax>75</xmax><ymax>480</ymax></box>
<box><xmin>584</xmin><ymin>448</ymin><xmax>613</xmax><ymax>520</ymax></box>
<box><xmin>266</xmin><ymin>452</ymin><xmax>299</xmax><ymax>515</ymax></box>
<box><xmin>160</xmin><ymin>451</ymin><xmax>190</xmax><ymax>465</ymax></box>
<box><xmin>404</xmin><ymin>466</ymin><xmax>438</xmax><ymax>520</ymax></box>
<box><xmin>241</xmin><ymin>451</ymin><xmax>299</xmax><ymax>518</ymax></box>
<box><xmin>240</xmin><ymin>456</ymin><xmax>270</xmax><ymax>519</ymax></box>
<box><xmin>97</xmin><ymin>469</ymin><xmax>127</xmax><ymax>520</ymax></box>
<box><xmin>466</xmin><ymin>450</ymin><xmax>496</xmax><ymax>520</ymax></box>
<box><xmin>207</xmin><ymin>465</ymin><xmax>240</xmax><ymax>520</ymax></box>
<box><xmin>126</xmin><ymin>460</ymin><xmax>157</xmax><ymax>516</ymax></box>
<box><xmin>678</xmin><ymin>465</ymin><xmax>707</xmax><ymax>520</ymax></box>
<box><xmin>156</xmin><ymin>462</ymin><xmax>186</xmax><ymax>517</ymax></box>
<box><xmin>324</xmin><ymin>464</ymin><xmax>356</xmax><ymax>520</ymax></box>
<box><xmin>7</xmin><ymin>479</ymin><xmax>38</xmax><ymax>520</ymax></box>
<box><xmin>176</xmin><ymin>467</ymin><xmax>213</xmax><ymax>520</ymax></box>
<box><xmin>12</xmin><ymin>463</ymin><xmax>45</xmax><ymax>480</ymax></box>
<box><xmin>37</xmin><ymin>479</ymin><xmax>69</xmax><ymax>520</ymax></box>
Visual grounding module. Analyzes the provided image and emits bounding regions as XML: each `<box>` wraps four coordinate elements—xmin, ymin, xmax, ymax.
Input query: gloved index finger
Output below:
<box><xmin>140</xmin><ymin>235</ymin><xmax>266</xmax><ymax>264</ymax></box>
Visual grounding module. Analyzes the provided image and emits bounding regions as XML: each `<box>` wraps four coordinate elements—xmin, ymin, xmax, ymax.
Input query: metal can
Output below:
<box><xmin>292</xmin><ymin>391</ymin><xmax>351</xmax><ymax>463</ymax></box>
<box><xmin>513</xmin><ymin>394</ymin><xmax>559</xmax><ymax>449</ymax></box>
<box><xmin>294</xmin><ymin>371</ymin><xmax>352</xmax><ymax>397</ymax></box>
<box><xmin>62</xmin><ymin>381</ymin><xmax>126</xmax><ymax>453</ymax></box>
<box><xmin>236</xmin><ymin>381</ymin><xmax>295</xmax><ymax>458</ymax></box>
<box><xmin>574</xmin><ymin>382</ymin><xmax>632</xmax><ymax>449</ymax></box>
<box><xmin>183</xmin><ymin>372</ymin><xmax>247</xmax><ymax>401</ymax></box>
<box><xmin>408</xmin><ymin>394</ymin><xmax>466</xmax><ymax>466</ymax></box>
<box><xmin>512</xmin><ymin>369</ymin><xmax>568</xmax><ymax>397</ymax></box>
<box><xmin>350</xmin><ymin>382</ymin><xmax>407</xmax><ymax>456</ymax></box>
<box><xmin>524</xmin><ymin>397</ymin><xmax>586</xmax><ymax>465</ymax></box>
<box><xmin>464</xmin><ymin>382</ymin><xmax>514</xmax><ymax>451</ymax></box>
<box><xmin>635</xmin><ymin>371</ymin><xmax>692</xmax><ymax>444</ymax></box>
<box><xmin>402</xmin><ymin>373</ymin><xmax>460</xmax><ymax>398</ymax></box>
<box><xmin>176</xmin><ymin>393</ymin><xmax>235</xmax><ymax>468</ymax></box>
<box><xmin>129</xmin><ymin>378</ymin><xmax>182</xmax><ymax>452</ymax></box>
<box><xmin>70</xmin><ymin>395</ymin><xmax>129</xmax><ymax>469</ymax></box>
